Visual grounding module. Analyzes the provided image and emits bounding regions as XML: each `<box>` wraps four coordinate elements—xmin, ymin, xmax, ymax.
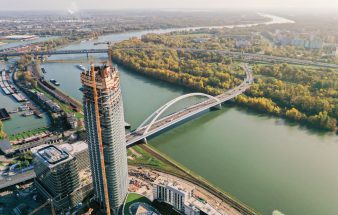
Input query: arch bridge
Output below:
<box><xmin>126</xmin><ymin>64</ymin><xmax>253</xmax><ymax>146</ymax></box>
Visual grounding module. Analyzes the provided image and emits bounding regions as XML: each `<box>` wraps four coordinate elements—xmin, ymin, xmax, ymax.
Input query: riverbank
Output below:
<box><xmin>128</xmin><ymin>165</ymin><xmax>252</xmax><ymax>215</ymax></box>
<box><xmin>135</xmin><ymin>144</ymin><xmax>259</xmax><ymax>214</ymax></box>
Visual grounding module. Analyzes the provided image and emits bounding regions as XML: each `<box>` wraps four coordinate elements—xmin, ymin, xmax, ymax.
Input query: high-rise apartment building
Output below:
<box><xmin>32</xmin><ymin>141</ymin><xmax>92</xmax><ymax>212</ymax></box>
<box><xmin>81</xmin><ymin>64</ymin><xmax>128</xmax><ymax>214</ymax></box>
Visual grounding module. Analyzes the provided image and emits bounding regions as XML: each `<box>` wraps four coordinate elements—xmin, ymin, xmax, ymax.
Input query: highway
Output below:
<box><xmin>125</xmin><ymin>64</ymin><xmax>253</xmax><ymax>146</ymax></box>
<box><xmin>123</xmin><ymin>47</ymin><xmax>338</xmax><ymax>69</ymax></box>
<box><xmin>1</xmin><ymin>47</ymin><xmax>337</xmax><ymax>69</ymax></box>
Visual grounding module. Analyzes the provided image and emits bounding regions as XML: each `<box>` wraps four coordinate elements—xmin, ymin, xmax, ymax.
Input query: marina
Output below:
<box><xmin>0</xmin><ymin>70</ymin><xmax>27</xmax><ymax>102</ymax></box>
<box><xmin>26</xmin><ymin>102</ymin><xmax>43</xmax><ymax>118</ymax></box>
<box><xmin>8</xmin><ymin>103</ymin><xmax>43</xmax><ymax>118</ymax></box>
<box><xmin>0</xmin><ymin>66</ymin><xmax>44</xmax><ymax>122</ymax></box>
<box><xmin>22</xmin><ymin>111</ymin><xmax>34</xmax><ymax>117</ymax></box>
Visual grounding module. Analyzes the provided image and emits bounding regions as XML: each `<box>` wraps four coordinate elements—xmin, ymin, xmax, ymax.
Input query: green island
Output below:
<box><xmin>111</xmin><ymin>32</ymin><xmax>337</xmax><ymax>132</ymax></box>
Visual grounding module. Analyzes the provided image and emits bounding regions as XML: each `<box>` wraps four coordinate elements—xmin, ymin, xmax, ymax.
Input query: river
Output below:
<box><xmin>2</xmin><ymin>14</ymin><xmax>338</xmax><ymax>215</ymax></box>
<box><xmin>0</xmin><ymin>36</ymin><xmax>58</xmax><ymax>51</ymax></box>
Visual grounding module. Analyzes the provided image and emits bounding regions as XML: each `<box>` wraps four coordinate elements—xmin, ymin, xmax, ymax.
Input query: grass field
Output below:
<box><xmin>127</xmin><ymin>145</ymin><xmax>181</xmax><ymax>174</ymax></box>
<box><xmin>123</xmin><ymin>193</ymin><xmax>152</xmax><ymax>215</ymax></box>
<box><xmin>128</xmin><ymin>144</ymin><xmax>257</xmax><ymax>215</ymax></box>
<box><xmin>9</xmin><ymin>127</ymin><xmax>49</xmax><ymax>141</ymax></box>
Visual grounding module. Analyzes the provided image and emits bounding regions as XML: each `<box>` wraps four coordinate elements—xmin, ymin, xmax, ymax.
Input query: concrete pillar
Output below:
<box><xmin>211</xmin><ymin>103</ymin><xmax>222</xmax><ymax>110</ymax></box>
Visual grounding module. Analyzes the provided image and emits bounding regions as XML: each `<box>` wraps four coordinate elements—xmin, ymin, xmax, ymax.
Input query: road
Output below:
<box><xmin>1</xmin><ymin>47</ymin><xmax>338</xmax><ymax>69</ymax></box>
<box><xmin>122</xmin><ymin>47</ymin><xmax>338</xmax><ymax>69</ymax></box>
<box><xmin>0</xmin><ymin>170</ymin><xmax>35</xmax><ymax>190</ymax></box>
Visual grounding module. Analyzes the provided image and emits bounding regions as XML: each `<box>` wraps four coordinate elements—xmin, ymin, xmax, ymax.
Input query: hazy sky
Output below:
<box><xmin>0</xmin><ymin>0</ymin><xmax>337</xmax><ymax>11</ymax></box>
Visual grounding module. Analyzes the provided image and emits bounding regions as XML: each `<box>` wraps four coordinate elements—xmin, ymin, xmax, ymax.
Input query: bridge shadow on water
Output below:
<box><xmin>143</xmin><ymin>104</ymin><xmax>233</xmax><ymax>143</ymax></box>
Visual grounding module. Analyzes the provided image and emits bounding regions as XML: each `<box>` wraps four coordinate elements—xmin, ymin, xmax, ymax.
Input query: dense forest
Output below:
<box><xmin>111</xmin><ymin>34</ymin><xmax>337</xmax><ymax>132</ymax></box>
<box><xmin>135</xmin><ymin>30</ymin><xmax>337</xmax><ymax>64</ymax></box>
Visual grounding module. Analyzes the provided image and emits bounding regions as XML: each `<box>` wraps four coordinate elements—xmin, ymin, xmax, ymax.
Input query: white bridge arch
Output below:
<box><xmin>137</xmin><ymin>93</ymin><xmax>220</xmax><ymax>136</ymax></box>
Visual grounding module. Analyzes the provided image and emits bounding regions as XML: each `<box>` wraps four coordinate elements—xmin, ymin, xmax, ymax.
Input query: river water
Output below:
<box><xmin>2</xmin><ymin>14</ymin><xmax>338</xmax><ymax>214</ymax></box>
<box><xmin>0</xmin><ymin>62</ymin><xmax>49</xmax><ymax>135</ymax></box>
<box><xmin>0</xmin><ymin>36</ymin><xmax>58</xmax><ymax>51</ymax></box>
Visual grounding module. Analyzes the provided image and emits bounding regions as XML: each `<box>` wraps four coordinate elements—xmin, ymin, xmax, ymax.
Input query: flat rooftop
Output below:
<box><xmin>187</xmin><ymin>198</ymin><xmax>222</xmax><ymax>215</ymax></box>
<box><xmin>32</xmin><ymin>142</ymin><xmax>88</xmax><ymax>168</ymax></box>
<box><xmin>59</xmin><ymin>141</ymin><xmax>88</xmax><ymax>156</ymax></box>
<box><xmin>37</xmin><ymin>145</ymin><xmax>69</xmax><ymax>165</ymax></box>
<box><xmin>154</xmin><ymin>176</ymin><xmax>193</xmax><ymax>194</ymax></box>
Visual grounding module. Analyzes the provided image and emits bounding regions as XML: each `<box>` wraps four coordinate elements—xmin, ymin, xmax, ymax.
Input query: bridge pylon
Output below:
<box><xmin>211</xmin><ymin>103</ymin><xmax>222</xmax><ymax>110</ymax></box>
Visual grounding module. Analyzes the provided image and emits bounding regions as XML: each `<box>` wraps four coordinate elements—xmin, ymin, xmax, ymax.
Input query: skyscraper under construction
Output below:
<box><xmin>81</xmin><ymin>64</ymin><xmax>128</xmax><ymax>214</ymax></box>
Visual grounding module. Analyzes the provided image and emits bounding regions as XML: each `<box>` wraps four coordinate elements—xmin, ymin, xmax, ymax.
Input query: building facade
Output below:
<box><xmin>32</xmin><ymin>142</ymin><xmax>92</xmax><ymax>212</ymax></box>
<box><xmin>154</xmin><ymin>181</ymin><xmax>188</xmax><ymax>212</ymax></box>
<box><xmin>81</xmin><ymin>65</ymin><xmax>128</xmax><ymax>214</ymax></box>
<box><xmin>153</xmin><ymin>176</ymin><xmax>222</xmax><ymax>215</ymax></box>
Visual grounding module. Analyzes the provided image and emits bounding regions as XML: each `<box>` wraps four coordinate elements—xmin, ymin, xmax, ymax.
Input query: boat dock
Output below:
<box><xmin>0</xmin><ymin>68</ymin><xmax>42</xmax><ymax>118</ymax></box>
<box><xmin>0</xmin><ymin>70</ymin><xmax>27</xmax><ymax>102</ymax></box>
<box><xmin>12</xmin><ymin>93</ymin><xmax>27</xmax><ymax>102</ymax></box>
<box><xmin>26</xmin><ymin>102</ymin><xmax>43</xmax><ymax>118</ymax></box>
<box><xmin>0</xmin><ymin>70</ymin><xmax>13</xmax><ymax>95</ymax></box>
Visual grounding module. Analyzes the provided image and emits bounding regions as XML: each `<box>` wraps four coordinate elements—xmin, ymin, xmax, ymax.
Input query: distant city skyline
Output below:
<box><xmin>0</xmin><ymin>0</ymin><xmax>337</xmax><ymax>11</ymax></box>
